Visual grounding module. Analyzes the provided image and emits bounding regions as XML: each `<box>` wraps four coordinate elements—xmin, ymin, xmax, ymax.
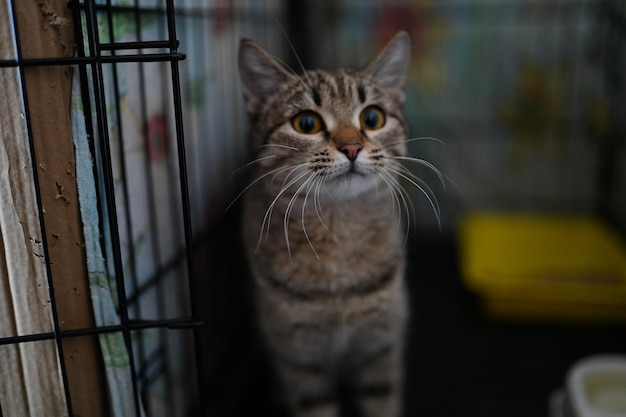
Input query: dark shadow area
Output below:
<box><xmin>195</xmin><ymin>213</ymin><xmax>626</xmax><ymax>417</ymax></box>
<box><xmin>404</xmin><ymin>234</ymin><xmax>626</xmax><ymax>417</ymax></box>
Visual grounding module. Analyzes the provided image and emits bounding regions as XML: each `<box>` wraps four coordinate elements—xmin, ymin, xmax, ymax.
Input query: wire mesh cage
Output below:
<box><xmin>0</xmin><ymin>0</ymin><xmax>203</xmax><ymax>415</ymax></box>
<box><xmin>0</xmin><ymin>0</ymin><xmax>291</xmax><ymax>415</ymax></box>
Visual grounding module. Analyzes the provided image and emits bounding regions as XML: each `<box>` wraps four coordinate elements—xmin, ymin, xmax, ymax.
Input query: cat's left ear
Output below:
<box><xmin>238</xmin><ymin>39</ymin><xmax>296</xmax><ymax>115</ymax></box>
<box><xmin>364</xmin><ymin>31</ymin><xmax>411</xmax><ymax>103</ymax></box>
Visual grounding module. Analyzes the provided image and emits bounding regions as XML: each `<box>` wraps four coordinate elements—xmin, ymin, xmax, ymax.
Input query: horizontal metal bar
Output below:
<box><xmin>100</xmin><ymin>40</ymin><xmax>179</xmax><ymax>51</ymax></box>
<box><xmin>0</xmin><ymin>317</ymin><xmax>205</xmax><ymax>346</ymax></box>
<box><xmin>69</xmin><ymin>1</ymin><xmax>163</xmax><ymax>14</ymax></box>
<box><xmin>69</xmin><ymin>1</ymin><xmax>281</xmax><ymax>18</ymax></box>
<box><xmin>0</xmin><ymin>52</ymin><xmax>186</xmax><ymax>68</ymax></box>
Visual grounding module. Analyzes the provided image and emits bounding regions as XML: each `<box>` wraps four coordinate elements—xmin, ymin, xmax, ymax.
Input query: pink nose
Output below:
<box><xmin>340</xmin><ymin>143</ymin><xmax>362</xmax><ymax>162</ymax></box>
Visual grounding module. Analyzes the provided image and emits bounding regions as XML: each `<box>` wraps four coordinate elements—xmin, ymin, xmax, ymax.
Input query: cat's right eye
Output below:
<box><xmin>359</xmin><ymin>106</ymin><xmax>386</xmax><ymax>131</ymax></box>
<box><xmin>292</xmin><ymin>111</ymin><xmax>323</xmax><ymax>135</ymax></box>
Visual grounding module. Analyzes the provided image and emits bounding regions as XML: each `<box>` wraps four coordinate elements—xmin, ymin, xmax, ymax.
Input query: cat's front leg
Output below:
<box><xmin>274</xmin><ymin>359</ymin><xmax>340</xmax><ymax>417</ymax></box>
<box><xmin>349</xmin><ymin>344</ymin><xmax>404</xmax><ymax>417</ymax></box>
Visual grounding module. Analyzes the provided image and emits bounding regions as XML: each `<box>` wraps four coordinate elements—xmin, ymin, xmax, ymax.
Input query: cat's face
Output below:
<box><xmin>239</xmin><ymin>33</ymin><xmax>411</xmax><ymax>201</ymax></box>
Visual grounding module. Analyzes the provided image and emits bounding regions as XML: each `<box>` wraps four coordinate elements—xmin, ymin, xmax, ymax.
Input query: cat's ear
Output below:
<box><xmin>238</xmin><ymin>39</ymin><xmax>295</xmax><ymax>115</ymax></box>
<box><xmin>364</xmin><ymin>31</ymin><xmax>411</xmax><ymax>102</ymax></box>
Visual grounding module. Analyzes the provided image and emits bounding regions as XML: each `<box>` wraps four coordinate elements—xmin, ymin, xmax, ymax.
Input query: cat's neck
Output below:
<box><xmin>244</xmin><ymin>185</ymin><xmax>404</xmax><ymax>285</ymax></box>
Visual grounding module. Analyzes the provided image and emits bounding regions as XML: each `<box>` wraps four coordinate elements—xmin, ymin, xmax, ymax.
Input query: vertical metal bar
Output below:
<box><xmin>81</xmin><ymin>1</ymin><xmax>143</xmax><ymax>415</ymax></box>
<box><xmin>165</xmin><ymin>0</ymin><xmax>196</xmax><ymax>314</ymax></box>
<box><xmin>126</xmin><ymin>0</ymin><xmax>149</xmax><ymax>410</ymax></box>
<box><xmin>164</xmin><ymin>0</ymin><xmax>205</xmax><ymax>414</ymax></box>
<box><xmin>104</xmin><ymin>1</ymin><xmax>150</xmax><ymax>411</ymax></box>
<box><xmin>145</xmin><ymin>5</ymin><xmax>175</xmax><ymax>414</ymax></box>
<box><xmin>69</xmin><ymin>1</ymin><xmax>102</xmax><ymax>228</ymax></box>
<box><xmin>8</xmin><ymin>0</ymin><xmax>74</xmax><ymax>415</ymax></box>
<box><xmin>130</xmin><ymin>0</ymin><xmax>166</xmax><ymax>412</ymax></box>
<box><xmin>72</xmin><ymin>3</ymin><xmax>115</xmax><ymax>283</ymax></box>
<box><xmin>104</xmin><ymin>0</ymin><xmax>140</xmax><ymax>323</ymax></box>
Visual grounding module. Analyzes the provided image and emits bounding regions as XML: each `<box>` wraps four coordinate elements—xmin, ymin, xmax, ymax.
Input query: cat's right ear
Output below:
<box><xmin>238</xmin><ymin>39</ymin><xmax>295</xmax><ymax>115</ymax></box>
<box><xmin>364</xmin><ymin>31</ymin><xmax>411</xmax><ymax>103</ymax></box>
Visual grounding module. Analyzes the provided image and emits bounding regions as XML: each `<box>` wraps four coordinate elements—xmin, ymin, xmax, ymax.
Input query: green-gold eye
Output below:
<box><xmin>359</xmin><ymin>106</ymin><xmax>386</xmax><ymax>130</ymax></box>
<box><xmin>292</xmin><ymin>111</ymin><xmax>323</xmax><ymax>134</ymax></box>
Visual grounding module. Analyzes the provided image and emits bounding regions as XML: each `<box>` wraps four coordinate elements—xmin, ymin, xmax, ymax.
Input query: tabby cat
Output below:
<box><xmin>238</xmin><ymin>32</ymin><xmax>412</xmax><ymax>417</ymax></box>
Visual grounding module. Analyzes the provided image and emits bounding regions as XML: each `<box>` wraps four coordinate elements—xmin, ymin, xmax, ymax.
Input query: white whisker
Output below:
<box><xmin>404</xmin><ymin>136</ymin><xmax>447</xmax><ymax>147</ymax></box>
<box><xmin>389</xmin><ymin>162</ymin><xmax>436</xmax><ymax>222</ymax></box>
<box><xmin>260</xmin><ymin>143</ymin><xmax>302</xmax><ymax>152</ymax></box>
<box><xmin>390</xmin><ymin>156</ymin><xmax>446</xmax><ymax>191</ymax></box>
<box><xmin>375</xmin><ymin>170</ymin><xmax>399</xmax><ymax>217</ymax></box>
<box><xmin>230</xmin><ymin>154</ymin><xmax>277</xmax><ymax>175</ymax></box>
<box><xmin>386</xmin><ymin>165</ymin><xmax>442</xmax><ymax>230</ymax></box>
<box><xmin>277</xmin><ymin>162</ymin><xmax>311</xmax><ymax>188</ymax></box>
<box><xmin>276</xmin><ymin>19</ymin><xmax>312</xmax><ymax>88</ymax></box>
<box><xmin>313</xmin><ymin>174</ymin><xmax>329</xmax><ymax>232</ymax></box>
<box><xmin>283</xmin><ymin>172</ymin><xmax>317</xmax><ymax>258</ymax></box>
<box><xmin>299</xmin><ymin>173</ymin><xmax>323</xmax><ymax>259</ymax></box>
<box><xmin>382</xmin><ymin>136</ymin><xmax>447</xmax><ymax>152</ymax></box>
<box><xmin>257</xmin><ymin>168</ymin><xmax>312</xmax><ymax>251</ymax></box>
<box><xmin>225</xmin><ymin>162</ymin><xmax>303</xmax><ymax>213</ymax></box>
<box><xmin>377</xmin><ymin>169</ymin><xmax>413</xmax><ymax>242</ymax></box>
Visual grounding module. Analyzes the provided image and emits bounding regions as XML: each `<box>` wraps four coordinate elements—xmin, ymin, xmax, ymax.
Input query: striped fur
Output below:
<box><xmin>238</xmin><ymin>32</ymin><xmax>411</xmax><ymax>417</ymax></box>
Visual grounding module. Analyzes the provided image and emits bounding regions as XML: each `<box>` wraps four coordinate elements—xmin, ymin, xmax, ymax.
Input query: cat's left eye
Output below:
<box><xmin>292</xmin><ymin>111</ymin><xmax>323</xmax><ymax>135</ymax></box>
<box><xmin>359</xmin><ymin>106</ymin><xmax>386</xmax><ymax>131</ymax></box>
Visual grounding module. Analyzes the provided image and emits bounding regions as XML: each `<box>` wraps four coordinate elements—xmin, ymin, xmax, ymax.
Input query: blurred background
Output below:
<box><xmin>182</xmin><ymin>1</ymin><xmax>626</xmax><ymax>416</ymax></box>
<box><xmin>181</xmin><ymin>0</ymin><xmax>625</xmax><ymax>232</ymax></box>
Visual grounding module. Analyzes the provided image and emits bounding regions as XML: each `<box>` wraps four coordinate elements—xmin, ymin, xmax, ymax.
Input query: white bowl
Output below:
<box><xmin>567</xmin><ymin>355</ymin><xmax>626</xmax><ymax>417</ymax></box>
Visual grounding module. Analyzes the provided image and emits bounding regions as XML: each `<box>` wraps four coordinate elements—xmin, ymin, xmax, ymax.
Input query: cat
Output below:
<box><xmin>237</xmin><ymin>31</ymin><xmax>412</xmax><ymax>417</ymax></box>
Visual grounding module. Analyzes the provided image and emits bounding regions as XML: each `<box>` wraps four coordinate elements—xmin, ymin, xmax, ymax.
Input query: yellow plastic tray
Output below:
<box><xmin>459</xmin><ymin>213</ymin><xmax>626</xmax><ymax>323</ymax></box>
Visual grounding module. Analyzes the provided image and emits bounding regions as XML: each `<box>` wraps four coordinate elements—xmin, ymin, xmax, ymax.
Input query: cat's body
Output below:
<box><xmin>238</xmin><ymin>33</ymin><xmax>412</xmax><ymax>417</ymax></box>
